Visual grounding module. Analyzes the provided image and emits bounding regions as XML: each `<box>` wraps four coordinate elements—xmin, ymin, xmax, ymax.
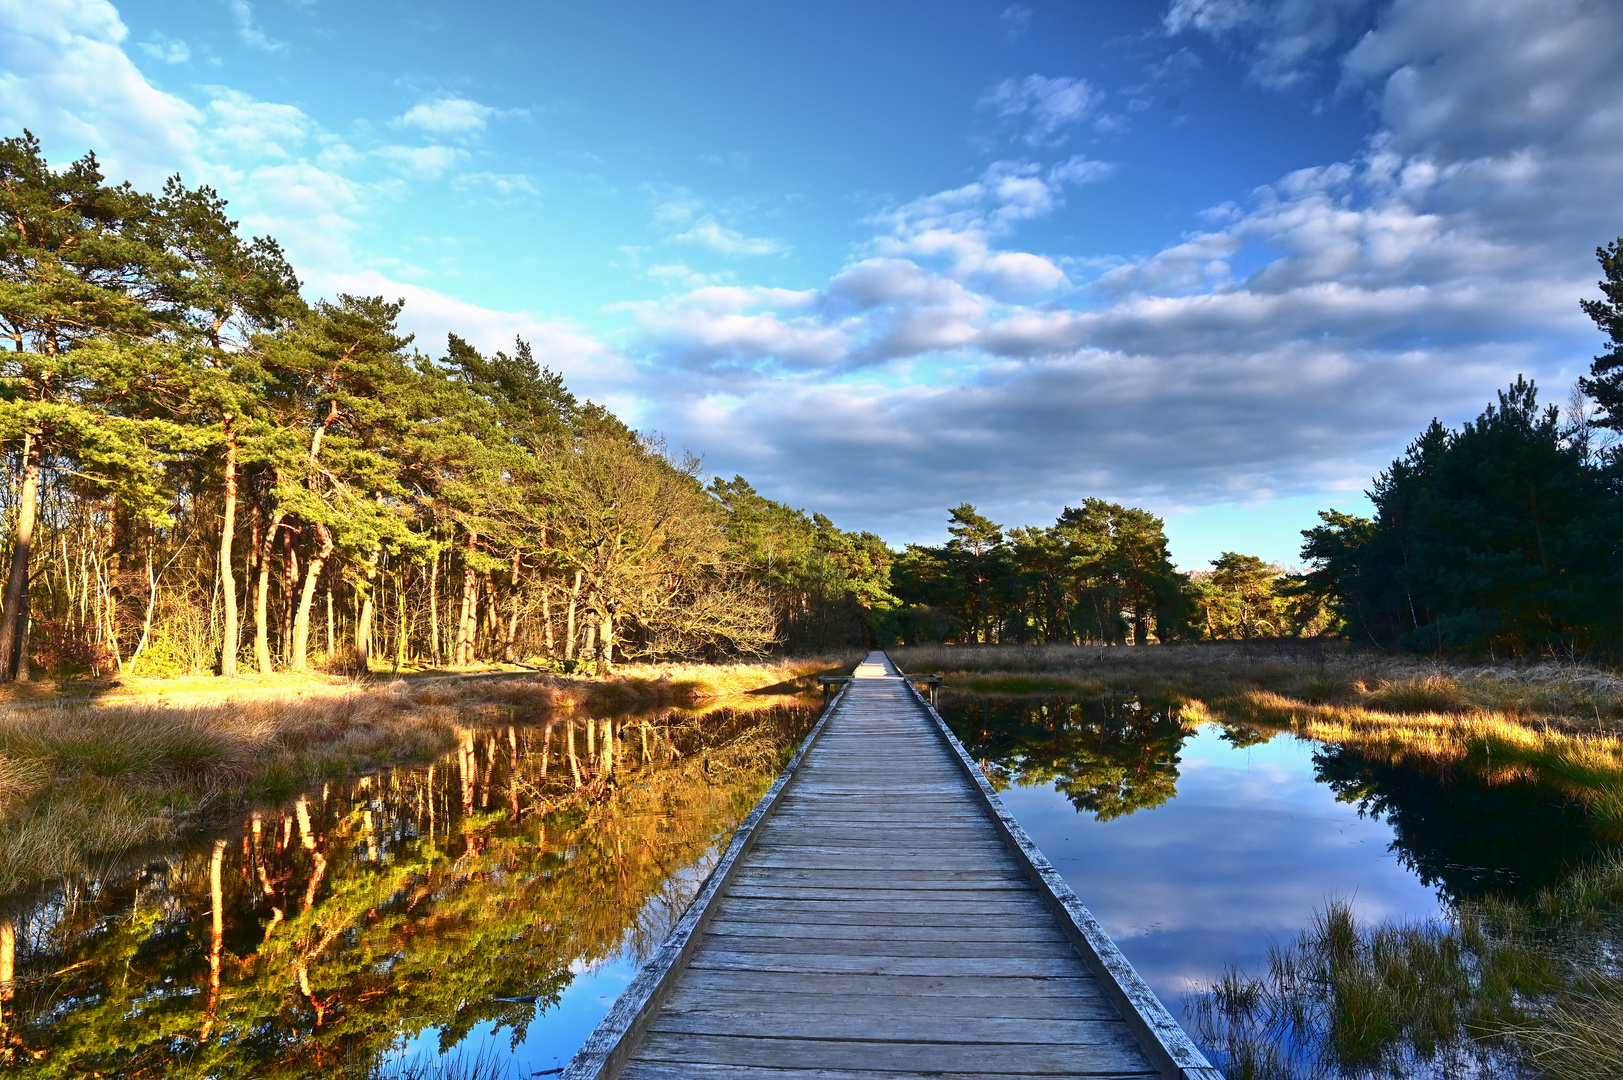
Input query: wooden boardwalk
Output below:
<box><xmin>566</xmin><ymin>652</ymin><xmax>1219</xmax><ymax>1080</ymax></box>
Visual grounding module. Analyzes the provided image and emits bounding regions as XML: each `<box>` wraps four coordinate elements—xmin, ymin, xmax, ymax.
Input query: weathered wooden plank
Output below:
<box><xmin>676</xmin><ymin>968</ymin><xmax>1110</xmax><ymax>1000</ymax></box>
<box><xmin>713</xmin><ymin>900</ymin><xmax>1056</xmax><ymax>926</ymax></box>
<box><xmin>622</xmin><ymin>1065</ymin><xmax>1159</xmax><ymax>1080</ymax></box>
<box><xmin>731</xmin><ymin>867</ymin><xmax>1030</xmax><ymax>887</ymax></box>
<box><xmin>722</xmin><ymin>883</ymin><xmax>1041</xmax><ymax>902</ymax></box>
<box><xmin>686</xmin><ymin>950</ymin><xmax>1087</xmax><ymax>978</ymax></box>
<box><xmin>650</xmin><ymin>1011</ymin><xmax>1131</xmax><ymax>1045</ymax></box>
<box><xmin>699</xmin><ymin>933</ymin><xmax>1075</xmax><ymax>960</ymax></box>
<box><xmin>631</xmin><ymin>1031</ymin><xmax>1156</xmax><ymax>1075</ymax></box>
<box><xmin>741</xmin><ymin>851</ymin><xmax>1024</xmax><ymax>872</ymax></box>
<box><xmin>660</xmin><ymin>986</ymin><xmax>1120</xmax><ymax>1020</ymax></box>
<box><xmin>704</xmin><ymin>919</ymin><xmax>1071</xmax><ymax>943</ymax></box>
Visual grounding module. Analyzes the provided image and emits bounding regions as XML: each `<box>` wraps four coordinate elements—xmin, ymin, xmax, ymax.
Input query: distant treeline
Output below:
<box><xmin>3</xmin><ymin>129</ymin><xmax>1620</xmax><ymax>681</ymax></box>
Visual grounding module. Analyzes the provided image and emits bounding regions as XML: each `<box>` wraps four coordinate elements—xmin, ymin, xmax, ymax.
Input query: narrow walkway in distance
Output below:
<box><xmin>618</xmin><ymin>651</ymin><xmax>1161</xmax><ymax>1079</ymax></box>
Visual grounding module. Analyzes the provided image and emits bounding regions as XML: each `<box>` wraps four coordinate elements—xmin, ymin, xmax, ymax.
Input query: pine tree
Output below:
<box><xmin>0</xmin><ymin>134</ymin><xmax>179</xmax><ymax>681</ymax></box>
<box><xmin>1578</xmin><ymin>238</ymin><xmax>1623</xmax><ymax>430</ymax></box>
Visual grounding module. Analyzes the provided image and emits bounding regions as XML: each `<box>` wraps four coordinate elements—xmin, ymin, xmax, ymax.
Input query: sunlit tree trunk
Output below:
<box><xmin>541</xmin><ymin>581</ymin><xmax>556</xmax><ymax>657</ymax></box>
<box><xmin>599</xmin><ymin>610</ymin><xmax>615</xmax><ymax>675</ymax></box>
<box><xmin>564</xmin><ymin>570</ymin><xmax>582</xmax><ymax>660</ymax></box>
<box><xmin>280</xmin><ymin>527</ymin><xmax>297</xmax><ymax>665</ymax></box>
<box><xmin>504</xmin><ymin>551</ymin><xmax>522</xmax><ymax>662</ymax></box>
<box><xmin>456</xmin><ymin>529</ymin><xmax>477</xmax><ymax>666</ymax></box>
<box><xmin>255</xmin><ymin>511</ymin><xmax>285</xmax><ymax>674</ymax></box>
<box><xmin>218</xmin><ymin>416</ymin><xmax>240</xmax><ymax>677</ymax></box>
<box><xmin>428</xmin><ymin>552</ymin><xmax>440</xmax><ymax>666</ymax></box>
<box><xmin>291</xmin><ymin>524</ymin><xmax>333</xmax><ymax>671</ymax></box>
<box><xmin>0</xmin><ymin>431</ymin><xmax>41</xmax><ymax>681</ymax></box>
<box><xmin>355</xmin><ymin>548</ymin><xmax>380</xmax><ymax>673</ymax></box>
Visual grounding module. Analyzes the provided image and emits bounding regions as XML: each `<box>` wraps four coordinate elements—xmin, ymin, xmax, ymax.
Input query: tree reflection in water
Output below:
<box><xmin>0</xmin><ymin>701</ymin><xmax>816</xmax><ymax>1077</ymax></box>
<box><xmin>942</xmin><ymin>694</ymin><xmax>1194</xmax><ymax>820</ymax></box>
<box><xmin>940</xmin><ymin>694</ymin><xmax>1615</xmax><ymax>901</ymax></box>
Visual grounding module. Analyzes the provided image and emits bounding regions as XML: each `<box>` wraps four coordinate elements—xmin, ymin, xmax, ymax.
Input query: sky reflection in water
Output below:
<box><xmin>998</xmin><ymin>725</ymin><xmax>1442</xmax><ymax>1030</ymax></box>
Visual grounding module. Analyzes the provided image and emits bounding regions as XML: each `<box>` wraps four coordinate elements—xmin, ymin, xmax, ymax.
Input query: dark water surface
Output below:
<box><xmin>0</xmin><ymin>690</ymin><xmax>1610</xmax><ymax>1077</ymax></box>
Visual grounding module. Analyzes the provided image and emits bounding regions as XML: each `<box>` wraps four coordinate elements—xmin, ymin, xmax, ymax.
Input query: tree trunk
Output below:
<box><xmin>291</xmin><ymin>525</ymin><xmax>333</xmax><ymax>672</ymax></box>
<box><xmin>0</xmin><ymin>431</ymin><xmax>41</xmax><ymax>682</ymax></box>
<box><xmin>394</xmin><ymin>572</ymin><xmax>407</xmax><ymax>672</ymax></box>
<box><xmin>541</xmin><ymin>581</ymin><xmax>556</xmax><ymax>657</ymax></box>
<box><xmin>280</xmin><ymin>527</ymin><xmax>297</xmax><ymax>665</ymax></box>
<box><xmin>504</xmin><ymin>551</ymin><xmax>522</xmax><ymax>663</ymax></box>
<box><xmin>599</xmin><ymin>610</ymin><xmax>615</xmax><ymax>675</ymax></box>
<box><xmin>255</xmin><ymin>511</ymin><xmax>285</xmax><ymax>675</ymax></box>
<box><xmin>355</xmin><ymin>548</ymin><xmax>381</xmax><ymax>674</ymax></box>
<box><xmin>428</xmin><ymin>552</ymin><xmax>440</xmax><ymax>666</ymax></box>
<box><xmin>564</xmin><ymin>570</ymin><xmax>582</xmax><ymax>660</ymax></box>
<box><xmin>456</xmin><ymin>529</ymin><xmax>478</xmax><ymax>666</ymax></box>
<box><xmin>218</xmin><ymin>417</ymin><xmax>240</xmax><ymax>677</ymax></box>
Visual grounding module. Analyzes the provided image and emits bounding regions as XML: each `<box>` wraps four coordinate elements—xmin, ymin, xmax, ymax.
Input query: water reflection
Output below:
<box><xmin>941</xmin><ymin>694</ymin><xmax>1612</xmax><ymax>899</ymax></box>
<box><xmin>0</xmin><ymin>700</ymin><xmax>817</xmax><ymax>1076</ymax></box>
<box><xmin>948</xmin><ymin>696</ymin><xmax>1190</xmax><ymax>820</ymax></box>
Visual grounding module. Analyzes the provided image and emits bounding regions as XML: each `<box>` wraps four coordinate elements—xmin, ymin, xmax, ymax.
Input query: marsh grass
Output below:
<box><xmin>0</xmin><ymin>656</ymin><xmax>847</xmax><ymax>894</ymax></box>
<box><xmin>1194</xmin><ymin>856</ymin><xmax>1623</xmax><ymax>1079</ymax></box>
<box><xmin>890</xmin><ymin>643</ymin><xmax>1623</xmax><ymax>725</ymax></box>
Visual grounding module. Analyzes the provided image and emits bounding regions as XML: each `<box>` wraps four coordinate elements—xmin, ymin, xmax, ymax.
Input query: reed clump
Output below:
<box><xmin>1192</xmin><ymin>856</ymin><xmax>1623</xmax><ymax>1080</ymax></box>
<box><xmin>0</xmin><ymin>657</ymin><xmax>846</xmax><ymax>893</ymax></box>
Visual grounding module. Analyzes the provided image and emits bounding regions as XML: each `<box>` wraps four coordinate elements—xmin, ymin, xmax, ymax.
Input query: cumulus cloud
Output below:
<box><xmin>1164</xmin><ymin>0</ymin><xmax>1372</xmax><ymax>89</ymax></box>
<box><xmin>451</xmin><ymin>170</ymin><xmax>538</xmax><ymax>197</ymax></box>
<box><xmin>394</xmin><ymin>96</ymin><xmax>498</xmax><ymax>135</ymax></box>
<box><xmin>623</xmin><ymin>0</ymin><xmax>1623</xmax><ymax>543</ymax></box>
<box><xmin>0</xmin><ymin>0</ymin><xmax>202</xmax><ymax>187</ymax></box>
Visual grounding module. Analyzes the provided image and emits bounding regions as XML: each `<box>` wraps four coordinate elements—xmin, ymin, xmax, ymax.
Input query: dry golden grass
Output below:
<box><xmin>891</xmin><ymin>642</ymin><xmax>1623</xmax><ymax>727</ymax></box>
<box><xmin>0</xmin><ymin>655</ymin><xmax>853</xmax><ymax>894</ymax></box>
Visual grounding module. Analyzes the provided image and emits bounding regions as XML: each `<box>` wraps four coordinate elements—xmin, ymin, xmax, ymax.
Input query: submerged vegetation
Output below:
<box><xmin>0</xmin><ymin>698</ymin><xmax>819</xmax><ymax>1074</ymax></box>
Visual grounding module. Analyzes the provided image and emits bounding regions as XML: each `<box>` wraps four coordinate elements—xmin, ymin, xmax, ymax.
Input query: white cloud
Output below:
<box><xmin>452</xmin><ymin>170</ymin><xmax>538</xmax><ymax>197</ymax></box>
<box><xmin>394</xmin><ymin>96</ymin><xmax>497</xmax><ymax>135</ymax></box>
<box><xmin>1164</xmin><ymin>0</ymin><xmax>1371</xmax><ymax>89</ymax></box>
<box><xmin>980</xmin><ymin>74</ymin><xmax>1107</xmax><ymax>145</ymax></box>
<box><xmin>137</xmin><ymin>33</ymin><xmax>188</xmax><ymax>63</ymax></box>
<box><xmin>225</xmin><ymin>0</ymin><xmax>283</xmax><ymax>54</ymax></box>
<box><xmin>622</xmin><ymin>0</ymin><xmax>1623</xmax><ymax>544</ymax></box>
<box><xmin>0</xmin><ymin>0</ymin><xmax>202</xmax><ymax>188</ymax></box>
<box><xmin>671</xmin><ymin>216</ymin><xmax>788</xmax><ymax>257</ymax></box>
<box><xmin>204</xmin><ymin>87</ymin><xmax>313</xmax><ymax>157</ymax></box>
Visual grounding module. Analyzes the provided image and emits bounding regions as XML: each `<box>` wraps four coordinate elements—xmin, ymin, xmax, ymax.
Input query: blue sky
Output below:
<box><xmin>4</xmin><ymin>0</ymin><xmax>1620</xmax><ymax>567</ymax></box>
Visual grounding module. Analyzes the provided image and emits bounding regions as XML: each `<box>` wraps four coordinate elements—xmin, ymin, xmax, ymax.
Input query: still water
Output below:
<box><xmin>0</xmin><ymin>691</ymin><xmax>1609</xmax><ymax>1076</ymax></box>
<box><xmin>936</xmin><ymin>694</ymin><xmax>1605</xmax><ymax>1038</ymax></box>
